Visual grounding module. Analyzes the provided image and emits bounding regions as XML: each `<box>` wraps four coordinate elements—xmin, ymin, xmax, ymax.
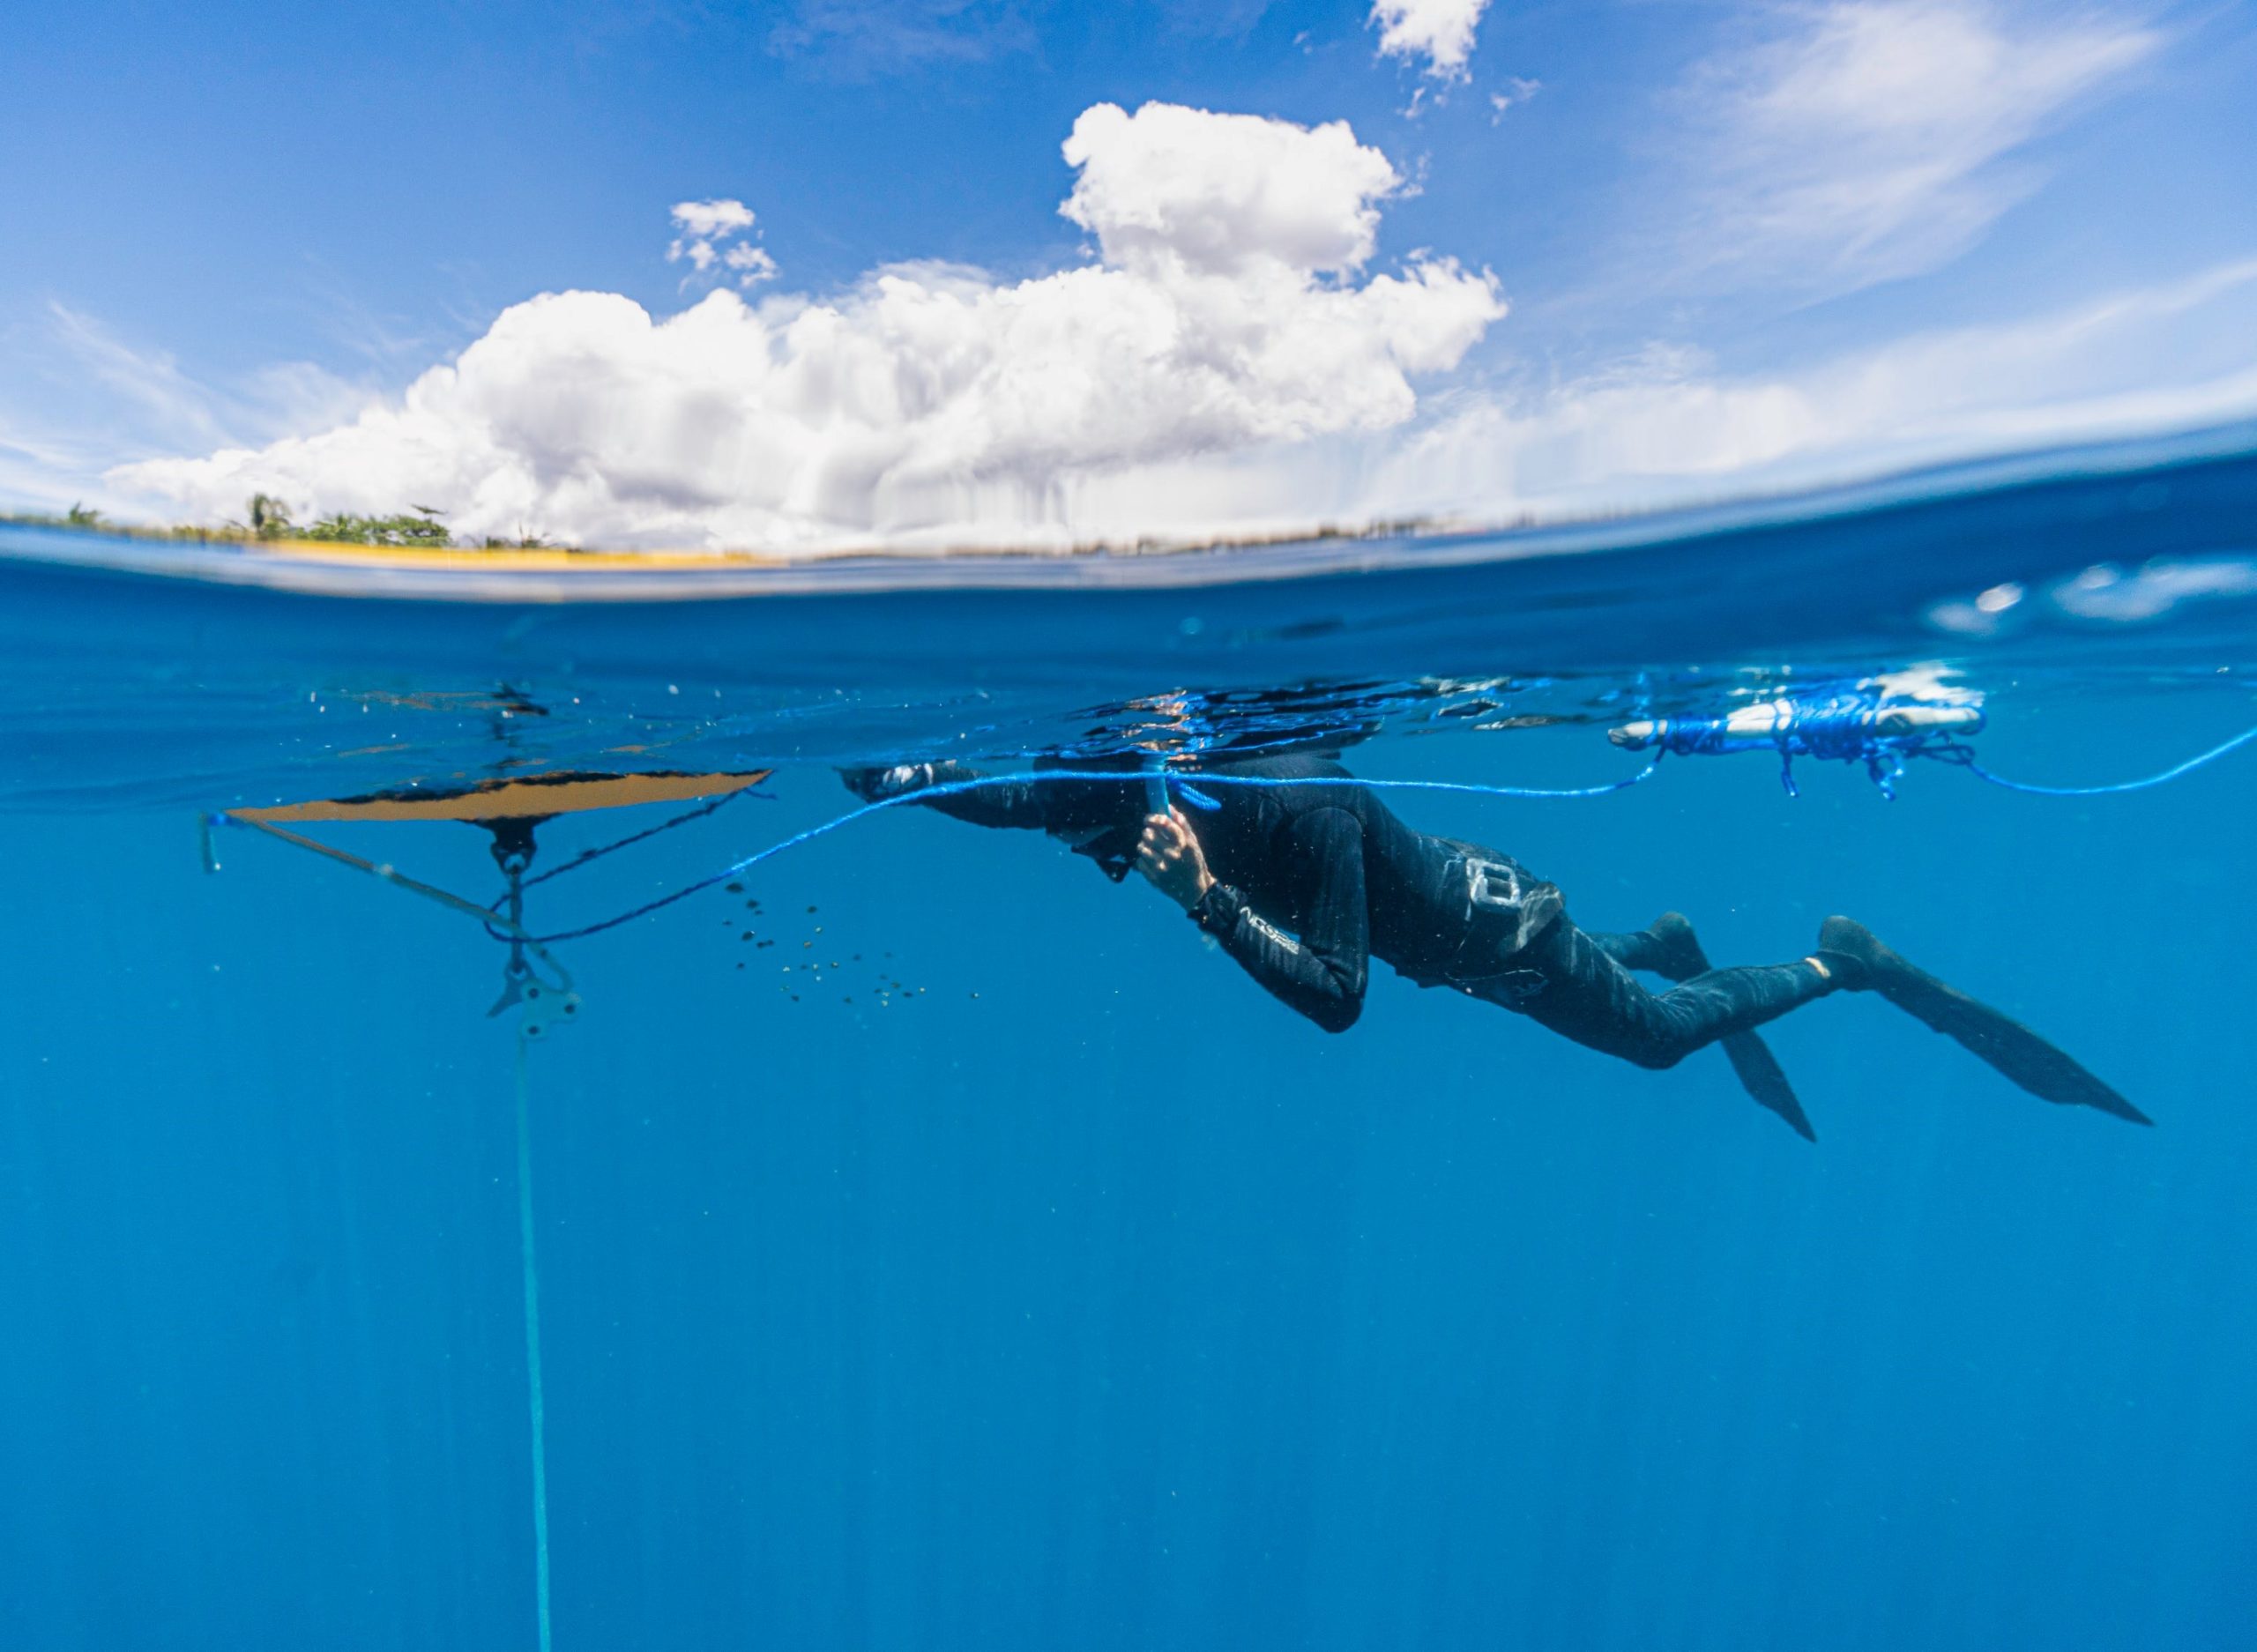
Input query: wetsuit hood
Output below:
<box><xmin>1031</xmin><ymin>756</ymin><xmax>1148</xmax><ymax>881</ymax></box>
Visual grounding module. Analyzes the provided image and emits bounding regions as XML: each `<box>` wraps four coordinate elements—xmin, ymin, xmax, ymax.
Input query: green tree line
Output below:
<box><xmin>3</xmin><ymin>495</ymin><xmax>562</xmax><ymax>550</ymax></box>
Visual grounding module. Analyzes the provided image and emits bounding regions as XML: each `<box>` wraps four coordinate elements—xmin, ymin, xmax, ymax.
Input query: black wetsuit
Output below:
<box><xmin>875</xmin><ymin>752</ymin><xmax>1836</xmax><ymax>1067</ymax></box>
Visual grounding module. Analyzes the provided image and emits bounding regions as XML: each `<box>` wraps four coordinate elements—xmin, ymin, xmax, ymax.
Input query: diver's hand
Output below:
<box><xmin>1137</xmin><ymin>808</ymin><xmax>1215</xmax><ymax>909</ymax></box>
<box><xmin>842</xmin><ymin>763</ymin><xmax>936</xmax><ymax>803</ymax></box>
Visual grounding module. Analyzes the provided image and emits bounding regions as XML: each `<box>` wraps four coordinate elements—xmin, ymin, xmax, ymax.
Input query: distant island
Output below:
<box><xmin>0</xmin><ymin>495</ymin><xmax>566</xmax><ymax>551</ymax></box>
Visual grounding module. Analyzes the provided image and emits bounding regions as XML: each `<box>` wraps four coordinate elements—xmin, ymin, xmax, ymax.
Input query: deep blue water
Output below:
<box><xmin>4</xmin><ymin>429</ymin><xmax>2257</xmax><ymax>1650</ymax></box>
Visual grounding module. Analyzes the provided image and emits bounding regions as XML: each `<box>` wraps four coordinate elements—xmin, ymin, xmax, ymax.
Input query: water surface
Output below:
<box><xmin>4</xmin><ymin>427</ymin><xmax>2255</xmax><ymax>1650</ymax></box>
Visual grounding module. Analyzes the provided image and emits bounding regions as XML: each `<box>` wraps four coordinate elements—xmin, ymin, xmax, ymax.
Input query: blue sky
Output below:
<box><xmin>3</xmin><ymin>0</ymin><xmax>2253</xmax><ymax>547</ymax></box>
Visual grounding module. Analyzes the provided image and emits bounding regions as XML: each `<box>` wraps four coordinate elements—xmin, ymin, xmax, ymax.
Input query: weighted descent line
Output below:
<box><xmin>515</xmin><ymin>1034</ymin><xmax>554</xmax><ymax>1652</ymax></box>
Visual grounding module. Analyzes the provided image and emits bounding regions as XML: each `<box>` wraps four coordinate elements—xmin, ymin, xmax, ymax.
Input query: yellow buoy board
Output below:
<box><xmin>229</xmin><ymin>769</ymin><xmax>773</xmax><ymax>825</ymax></box>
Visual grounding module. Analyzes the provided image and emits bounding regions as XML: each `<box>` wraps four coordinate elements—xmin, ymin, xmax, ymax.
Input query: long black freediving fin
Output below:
<box><xmin>1817</xmin><ymin>918</ymin><xmax>2151</xmax><ymax>1126</ymax></box>
<box><xmin>1643</xmin><ymin>915</ymin><xmax>1816</xmax><ymax>1142</ymax></box>
<box><xmin>1719</xmin><ymin>1033</ymin><xmax>1817</xmax><ymax>1142</ymax></box>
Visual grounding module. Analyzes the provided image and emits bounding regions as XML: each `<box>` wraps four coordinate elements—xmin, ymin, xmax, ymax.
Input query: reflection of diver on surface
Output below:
<box><xmin>846</xmin><ymin>749</ymin><xmax>2148</xmax><ymax>1135</ymax></box>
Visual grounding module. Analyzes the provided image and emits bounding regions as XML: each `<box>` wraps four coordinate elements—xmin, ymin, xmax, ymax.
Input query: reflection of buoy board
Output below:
<box><xmin>212</xmin><ymin>768</ymin><xmax>774</xmax><ymax>1037</ymax></box>
<box><xmin>206</xmin><ymin>764</ymin><xmax>770</xmax><ymax>1652</ymax></box>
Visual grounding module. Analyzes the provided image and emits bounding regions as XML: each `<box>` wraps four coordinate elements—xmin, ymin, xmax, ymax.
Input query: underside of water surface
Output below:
<box><xmin>4</xmin><ymin>426</ymin><xmax>2255</xmax><ymax>1651</ymax></box>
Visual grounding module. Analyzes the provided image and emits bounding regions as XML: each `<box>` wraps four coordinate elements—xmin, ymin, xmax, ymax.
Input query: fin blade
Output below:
<box><xmin>1643</xmin><ymin>917</ymin><xmax>1819</xmax><ymax>1142</ymax></box>
<box><xmin>1872</xmin><ymin>957</ymin><xmax>2150</xmax><ymax>1125</ymax></box>
<box><xmin>1721</xmin><ymin>1031</ymin><xmax>1816</xmax><ymax>1141</ymax></box>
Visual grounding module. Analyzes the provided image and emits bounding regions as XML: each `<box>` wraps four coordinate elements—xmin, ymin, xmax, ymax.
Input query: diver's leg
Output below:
<box><xmin>1588</xmin><ymin>914</ymin><xmax>1814</xmax><ymax>1139</ymax></box>
<box><xmin>1590</xmin><ymin>912</ymin><xmax>1738</xmax><ymax>982</ymax></box>
<box><xmin>1506</xmin><ymin>918</ymin><xmax>1841</xmax><ymax>1072</ymax></box>
<box><xmin>1589</xmin><ymin>916</ymin><xmax>1695</xmax><ymax>977</ymax></box>
<box><xmin>1815</xmin><ymin>918</ymin><xmax>2149</xmax><ymax>1124</ymax></box>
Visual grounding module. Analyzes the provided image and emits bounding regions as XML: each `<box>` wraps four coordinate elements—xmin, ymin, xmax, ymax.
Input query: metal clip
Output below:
<box><xmin>516</xmin><ymin>978</ymin><xmax>583</xmax><ymax>1041</ymax></box>
<box><xmin>1466</xmin><ymin>858</ymin><xmax>1523</xmax><ymax>914</ymax></box>
<box><xmin>485</xmin><ymin>865</ymin><xmax>582</xmax><ymax>1038</ymax></box>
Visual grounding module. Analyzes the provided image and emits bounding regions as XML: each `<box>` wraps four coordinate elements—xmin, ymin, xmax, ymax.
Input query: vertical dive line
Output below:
<box><xmin>514</xmin><ymin>1033</ymin><xmax>555</xmax><ymax>1652</ymax></box>
<box><xmin>1142</xmin><ymin>755</ymin><xmax>1171</xmax><ymax>823</ymax></box>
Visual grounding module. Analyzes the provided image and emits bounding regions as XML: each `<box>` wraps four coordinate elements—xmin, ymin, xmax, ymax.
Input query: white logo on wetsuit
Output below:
<box><xmin>1242</xmin><ymin>909</ymin><xmax>1303</xmax><ymax>956</ymax></box>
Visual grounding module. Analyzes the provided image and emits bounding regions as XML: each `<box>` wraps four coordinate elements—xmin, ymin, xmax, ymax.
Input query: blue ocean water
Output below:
<box><xmin>4</xmin><ymin>428</ymin><xmax>2256</xmax><ymax>1651</ymax></box>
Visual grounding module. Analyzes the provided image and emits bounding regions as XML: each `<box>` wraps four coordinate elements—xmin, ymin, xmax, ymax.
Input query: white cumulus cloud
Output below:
<box><xmin>1060</xmin><ymin>101</ymin><xmax>1404</xmax><ymax>277</ymax></box>
<box><xmin>670</xmin><ymin>198</ymin><xmax>756</xmax><ymax>239</ymax></box>
<box><xmin>114</xmin><ymin>103</ymin><xmax>1502</xmax><ymax>549</ymax></box>
<box><xmin>1370</xmin><ymin>0</ymin><xmax>1491</xmax><ymax>80</ymax></box>
<box><xmin>720</xmin><ymin>242</ymin><xmax>780</xmax><ymax>283</ymax></box>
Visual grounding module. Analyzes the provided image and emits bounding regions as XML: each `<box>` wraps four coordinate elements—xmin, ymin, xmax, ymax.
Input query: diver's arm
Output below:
<box><xmin>840</xmin><ymin>761</ymin><xmax>1052</xmax><ymax>830</ymax></box>
<box><xmin>1188</xmin><ymin>807</ymin><xmax>1369</xmax><ymax>1033</ymax></box>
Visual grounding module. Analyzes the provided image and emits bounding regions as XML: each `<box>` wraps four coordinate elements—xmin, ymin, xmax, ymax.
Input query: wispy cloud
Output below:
<box><xmin>1153</xmin><ymin>0</ymin><xmax>1280</xmax><ymax>41</ymax></box>
<box><xmin>1662</xmin><ymin>0</ymin><xmax>2160</xmax><ymax>295</ymax></box>
<box><xmin>287</xmin><ymin>258</ymin><xmax>452</xmax><ymax>377</ymax></box>
<box><xmin>41</xmin><ymin>303</ymin><xmax>235</xmax><ymax>453</ymax></box>
<box><xmin>0</xmin><ymin>412</ymin><xmax>113</xmax><ymax>513</ymax></box>
<box><xmin>1312</xmin><ymin>256</ymin><xmax>2257</xmax><ymax>526</ymax></box>
<box><xmin>1489</xmin><ymin>76</ymin><xmax>1541</xmax><ymax>122</ymax></box>
<box><xmin>0</xmin><ymin>303</ymin><xmax>372</xmax><ymax>516</ymax></box>
<box><xmin>766</xmin><ymin>0</ymin><xmax>1037</xmax><ymax>77</ymax></box>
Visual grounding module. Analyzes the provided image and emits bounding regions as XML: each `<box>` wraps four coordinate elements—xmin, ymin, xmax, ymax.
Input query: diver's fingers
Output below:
<box><xmin>1141</xmin><ymin>813</ymin><xmax>1188</xmax><ymax>853</ymax></box>
<box><xmin>1169</xmin><ymin>809</ymin><xmax>1205</xmax><ymax>863</ymax></box>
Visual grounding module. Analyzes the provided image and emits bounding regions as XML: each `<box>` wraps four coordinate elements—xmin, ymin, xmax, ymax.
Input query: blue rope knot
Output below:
<box><xmin>1145</xmin><ymin>768</ymin><xmax>1223</xmax><ymax>812</ymax></box>
<box><xmin>1610</xmin><ymin>694</ymin><xmax>1987</xmax><ymax>800</ymax></box>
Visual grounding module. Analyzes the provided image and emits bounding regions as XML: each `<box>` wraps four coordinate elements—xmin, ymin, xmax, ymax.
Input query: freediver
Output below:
<box><xmin>845</xmin><ymin>749</ymin><xmax>2147</xmax><ymax>1137</ymax></box>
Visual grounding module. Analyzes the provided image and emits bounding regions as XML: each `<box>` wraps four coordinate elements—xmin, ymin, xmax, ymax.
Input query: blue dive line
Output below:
<box><xmin>1957</xmin><ymin>721</ymin><xmax>2257</xmax><ymax>796</ymax></box>
<box><xmin>517</xmin><ymin>763</ymin><xmax>1663</xmax><ymax>944</ymax></box>
<box><xmin>519</xmin><ymin>711</ymin><xmax>2257</xmax><ymax>944</ymax></box>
